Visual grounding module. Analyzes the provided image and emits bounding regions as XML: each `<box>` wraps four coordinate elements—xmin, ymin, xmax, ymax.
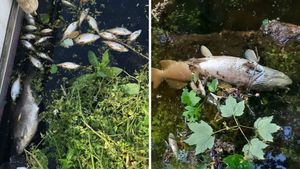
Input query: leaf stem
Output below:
<box><xmin>213</xmin><ymin>126</ymin><xmax>239</xmax><ymax>134</ymax></box>
<box><xmin>240</xmin><ymin>125</ymin><xmax>255</xmax><ymax>130</ymax></box>
<box><xmin>233</xmin><ymin>115</ymin><xmax>250</xmax><ymax>143</ymax></box>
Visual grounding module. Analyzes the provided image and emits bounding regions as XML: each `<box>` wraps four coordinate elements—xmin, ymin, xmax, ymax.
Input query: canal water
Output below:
<box><xmin>152</xmin><ymin>0</ymin><xmax>300</xmax><ymax>168</ymax></box>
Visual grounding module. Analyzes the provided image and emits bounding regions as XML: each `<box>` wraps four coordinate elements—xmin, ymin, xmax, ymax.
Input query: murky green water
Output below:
<box><xmin>152</xmin><ymin>0</ymin><xmax>300</xmax><ymax>168</ymax></box>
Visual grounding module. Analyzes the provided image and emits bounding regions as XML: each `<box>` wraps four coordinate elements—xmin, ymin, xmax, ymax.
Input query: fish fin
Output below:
<box><xmin>244</xmin><ymin>49</ymin><xmax>259</xmax><ymax>62</ymax></box>
<box><xmin>165</xmin><ymin>79</ymin><xmax>187</xmax><ymax>89</ymax></box>
<box><xmin>201</xmin><ymin>45</ymin><xmax>213</xmax><ymax>57</ymax></box>
<box><xmin>159</xmin><ymin>60</ymin><xmax>177</xmax><ymax>69</ymax></box>
<box><xmin>152</xmin><ymin>68</ymin><xmax>164</xmax><ymax>89</ymax></box>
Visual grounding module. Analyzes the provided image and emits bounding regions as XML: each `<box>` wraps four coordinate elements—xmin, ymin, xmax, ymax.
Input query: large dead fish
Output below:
<box><xmin>13</xmin><ymin>74</ymin><xmax>39</xmax><ymax>154</ymax></box>
<box><xmin>152</xmin><ymin>46</ymin><xmax>292</xmax><ymax>90</ymax></box>
<box><xmin>190</xmin><ymin>46</ymin><xmax>292</xmax><ymax>90</ymax></box>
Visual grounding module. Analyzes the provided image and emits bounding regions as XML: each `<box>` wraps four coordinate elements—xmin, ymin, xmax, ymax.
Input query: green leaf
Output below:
<box><xmin>185</xmin><ymin>121</ymin><xmax>215</xmax><ymax>155</ymax></box>
<box><xmin>50</xmin><ymin>64</ymin><xmax>58</xmax><ymax>74</ymax></box>
<box><xmin>101</xmin><ymin>50</ymin><xmax>110</xmax><ymax>66</ymax></box>
<box><xmin>207</xmin><ymin>79</ymin><xmax>218</xmax><ymax>92</ymax></box>
<box><xmin>61</xmin><ymin>39</ymin><xmax>74</xmax><ymax>48</ymax></box>
<box><xmin>220</xmin><ymin>95</ymin><xmax>245</xmax><ymax>117</ymax></box>
<box><xmin>181</xmin><ymin>89</ymin><xmax>201</xmax><ymax>106</ymax></box>
<box><xmin>110</xmin><ymin>67</ymin><xmax>123</xmax><ymax>76</ymax></box>
<box><xmin>121</xmin><ymin>83</ymin><xmax>140</xmax><ymax>95</ymax></box>
<box><xmin>183</xmin><ymin>105</ymin><xmax>201</xmax><ymax>122</ymax></box>
<box><xmin>224</xmin><ymin>154</ymin><xmax>253</xmax><ymax>169</ymax></box>
<box><xmin>88</xmin><ymin>50</ymin><xmax>99</xmax><ymax>67</ymax></box>
<box><xmin>40</xmin><ymin>13</ymin><xmax>50</xmax><ymax>24</ymax></box>
<box><xmin>242</xmin><ymin>138</ymin><xmax>268</xmax><ymax>160</ymax></box>
<box><xmin>254</xmin><ymin>116</ymin><xmax>281</xmax><ymax>142</ymax></box>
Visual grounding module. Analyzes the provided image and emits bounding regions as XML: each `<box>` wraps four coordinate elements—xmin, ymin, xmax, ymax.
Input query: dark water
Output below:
<box><xmin>152</xmin><ymin>0</ymin><xmax>300</xmax><ymax>168</ymax></box>
<box><xmin>0</xmin><ymin>0</ymin><xmax>148</xmax><ymax>167</ymax></box>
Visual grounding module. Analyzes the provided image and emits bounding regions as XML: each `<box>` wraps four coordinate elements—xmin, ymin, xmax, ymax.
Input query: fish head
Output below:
<box><xmin>253</xmin><ymin>66</ymin><xmax>292</xmax><ymax>90</ymax></box>
<box><xmin>15</xmin><ymin>137</ymin><xmax>28</xmax><ymax>155</ymax></box>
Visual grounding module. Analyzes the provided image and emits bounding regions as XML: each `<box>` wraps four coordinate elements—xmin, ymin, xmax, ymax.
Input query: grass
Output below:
<box><xmin>26</xmin><ymin>52</ymin><xmax>149</xmax><ymax>169</ymax></box>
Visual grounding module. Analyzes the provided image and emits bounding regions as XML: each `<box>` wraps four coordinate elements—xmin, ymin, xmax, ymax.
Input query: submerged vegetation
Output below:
<box><xmin>26</xmin><ymin>51</ymin><xmax>149</xmax><ymax>168</ymax></box>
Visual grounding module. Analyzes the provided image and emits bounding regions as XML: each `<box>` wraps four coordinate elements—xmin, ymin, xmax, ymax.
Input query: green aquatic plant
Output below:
<box><xmin>223</xmin><ymin>154</ymin><xmax>253</xmax><ymax>169</ymax></box>
<box><xmin>184</xmin><ymin>95</ymin><xmax>281</xmax><ymax>161</ymax></box>
<box><xmin>181</xmin><ymin>88</ymin><xmax>202</xmax><ymax>122</ymax></box>
<box><xmin>26</xmin><ymin>50</ymin><xmax>148</xmax><ymax>169</ymax></box>
<box><xmin>207</xmin><ymin>79</ymin><xmax>219</xmax><ymax>93</ymax></box>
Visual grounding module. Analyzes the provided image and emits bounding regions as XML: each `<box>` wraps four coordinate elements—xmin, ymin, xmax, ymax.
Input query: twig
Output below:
<box><xmin>233</xmin><ymin>116</ymin><xmax>250</xmax><ymax>143</ymax></box>
<box><xmin>114</xmin><ymin>40</ymin><xmax>149</xmax><ymax>60</ymax></box>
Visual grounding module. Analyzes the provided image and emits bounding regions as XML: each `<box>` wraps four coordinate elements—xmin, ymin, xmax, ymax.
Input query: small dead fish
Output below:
<box><xmin>57</xmin><ymin>62</ymin><xmax>80</xmax><ymax>70</ymax></box>
<box><xmin>62</xmin><ymin>21</ymin><xmax>78</xmax><ymax>41</ymax></box>
<box><xmin>74</xmin><ymin>33</ymin><xmax>100</xmax><ymax>45</ymax></box>
<box><xmin>34</xmin><ymin>36</ymin><xmax>53</xmax><ymax>45</ymax></box>
<box><xmin>128</xmin><ymin>30</ymin><xmax>142</xmax><ymax>42</ymax></box>
<box><xmin>11</xmin><ymin>75</ymin><xmax>21</xmax><ymax>102</ymax></box>
<box><xmin>24</xmin><ymin>25</ymin><xmax>37</xmax><ymax>32</ymax></box>
<box><xmin>98</xmin><ymin>31</ymin><xmax>117</xmax><ymax>40</ymax></box>
<box><xmin>67</xmin><ymin>31</ymin><xmax>80</xmax><ymax>39</ymax></box>
<box><xmin>29</xmin><ymin>56</ymin><xmax>43</xmax><ymax>70</ymax></box>
<box><xmin>168</xmin><ymin>133</ymin><xmax>178</xmax><ymax>157</ymax></box>
<box><xmin>36</xmin><ymin>52</ymin><xmax>54</xmax><ymax>62</ymax></box>
<box><xmin>40</xmin><ymin>28</ymin><xmax>53</xmax><ymax>35</ymax></box>
<box><xmin>21</xmin><ymin>40</ymin><xmax>36</xmax><ymax>52</ymax></box>
<box><xmin>62</xmin><ymin>0</ymin><xmax>76</xmax><ymax>8</ymax></box>
<box><xmin>107</xmin><ymin>27</ymin><xmax>132</xmax><ymax>36</ymax></box>
<box><xmin>20</xmin><ymin>34</ymin><xmax>37</xmax><ymax>40</ymax></box>
<box><xmin>87</xmin><ymin>15</ymin><xmax>100</xmax><ymax>34</ymax></box>
<box><xmin>25</xmin><ymin>14</ymin><xmax>35</xmax><ymax>25</ymax></box>
<box><xmin>79</xmin><ymin>8</ymin><xmax>89</xmax><ymax>27</ymax></box>
<box><xmin>103</xmin><ymin>41</ymin><xmax>128</xmax><ymax>52</ymax></box>
<box><xmin>13</xmin><ymin>75</ymin><xmax>39</xmax><ymax>155</ymax></box>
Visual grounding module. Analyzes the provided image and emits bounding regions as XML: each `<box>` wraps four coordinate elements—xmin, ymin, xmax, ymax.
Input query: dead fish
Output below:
<box><xmin>62</xmin><ymin>0</ymin><xmax>76</xmax><ymax>8</ymax></box>
<box><xmin>67</xmin><ymin>31</ymin><xmax>80</xmax><ymax>39</ymax></box>
<box><xmin>128</xmin><ymin>30</ymin><xmax>142</xmax><ymax>42</ymax></box>
<box><xmin>151</xmin><ymin>60</ymin><xmax>192</xmax><ymax>89</ymax></box>
<box><xmin>57</xmin><ymin>62</ymin><xmax>80</xmax><ymax>70</ymax></box>
<box><xmin>168</xmin><ymin>133</ymin><xmax>178</xmax><ymax>158</ymax></box>
<box><xmin>13</xmin><ymin>74</ymin><xmax>39</xmax><ymax>155</ymax></box>
<box><xmin>20</xmin><ymin>34</ymin><xmax>37</xmax><ymax>40</ymax></box>
<box><xmin>62</xmin><ymin>21</ymin><xmax>78</xmax><ymax>41</ymax></box>
<box><xmin>36</xmin><ymin>52</ymin><xmax>54</xmax><ymax>62</ymax></box>
<box><xmin>24</xmin><ymin>25</ymin><xmax>37</xmax><ymax>32</ymax></box>
<box><xmin>29</xmin><ymin>56</ymin><xmax>43</xmax><ymax>70</ymax></box>
<box><xmin>98</xmin><ymin>32</ymin><xmax>118</xmax><ymax>40</ymax></box>
<box><xmin>79</xmin><ymin>8</ymin><xmax>90</xmax><ymax>27</ymax></box>
<box><xmin>25</xmin><ymin>14</ymin><xmax>35</xmax><ymax>25</ymax></box>
<box><xmin>11</xmin><ymin>75</ymin><xmax>21</xmax><ymax>102</ymax></box>
<box><xmin>189</xmin><ymin>46</ymin><xmax>292</xmax><ymax>90</ymax></box>
<box><xmin>34</xmin><ymin>36</ymin><xmax>53</xmax><ymax>45</ymax></box>
<box><xmin>74</xmin><ymin>33</ymin><xmax>100</xmax><ymax>45</ymax></box>
<box><xmin>40</xmin><ymin>28</ymin><xmax>53</xmax><ymax>35</ymax></box>
<box><xmin>103</xmin><ymin>41</ymin><xmax>129</xmax><ymax>52</ymax></box>
<box><xmin>87</xmin><ymin>15</ymin><xmax>100</xmax><ymax>34</ymax></box>
<box><xmin>17</xmin><ymin>0</ymin><xmax>38</xmax><ymax>14</ymax></box>
<box><xmin>21</xmin><ymin>40</ymin><xmax>36</xmax><ymax>52</ymax></box>
<box><xmin>107</xmin><ymin>27</ymin><xmax>132</xmax><ymax>36</ymax></box>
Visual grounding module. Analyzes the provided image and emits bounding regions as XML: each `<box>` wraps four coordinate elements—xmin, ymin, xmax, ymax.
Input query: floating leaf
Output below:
<box><xmin>242</xmin><ymin>138</ymin><xmax>268</xmax><ymax>160</ymax></box>
<box><xmin>207</xmin><ymin>79</ymin><xmax>218</xmax><ymax>92</ymax></box>
<box><xmin>181</xmin><ymin>88</ymin><xmax>201</xmax><ymax>106</ymax></box>
<box><xmin>50</xmin><ymin>64</ymin><xmax>58</xmax><ymax>74</ymax></box>
<box><xmin>61</xmin><ymin>39</ymin><xmax>74</xmax><ymax>48</ymax></box>
<box><xmin>40</xmin><ymin>13</ymin><xmax>50</xmax><ymax>24</ymax></box>
<box><xmin>183</xmin><ymin>105</ymin><xmax>201</xmax><ymax>122</ymax></box>
<box><xmin>101</xmin><ymin>50</ymin><xmax>110</xmax><ymax>66</ymax></box>
<box><xmin>110</xmin><ymin>67</ymin><xmax>123</xmax><ymax>76</ymax></box>
<box><xmin>185</xmin><ymin>121</ymin><xmax>215</xmax><ymax>155</ymax></box>
<box><xmin>254</xmin><ymin>116</ymin><xmax>281</xmax><ymax>142</ymax></box>
<box><xmin>220</xmin><ymin>95</ymin><xmax>245</xmax><ymax>117</ymax></box>
<box><xmin>223</xmin><ymin>154</ymin><xmax>253</xmax><ymax>169</ymax></box>
<box><xmin>88</xmin><ymin>50</ymin><xmax>99</xmax><ymax>67</ymax></box>
<box><xmin>121</xmin><ymin>83</ymin><xmax>140</xmax><ymax>95</ymax></box>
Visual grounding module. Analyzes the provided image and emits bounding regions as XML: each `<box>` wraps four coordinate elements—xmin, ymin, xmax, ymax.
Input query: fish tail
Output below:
<box><xmin>151</xmin><ymin>68</ymin><xmax>164</xmax><ymax>89</ymax></box>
